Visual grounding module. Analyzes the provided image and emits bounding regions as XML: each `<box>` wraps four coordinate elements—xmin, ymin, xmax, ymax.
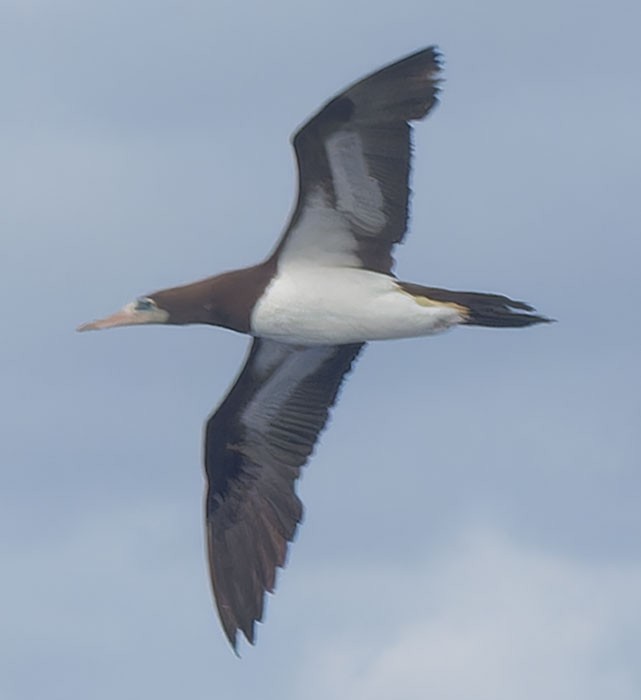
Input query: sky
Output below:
<box><xmin>2</xmin><ymin>0</ymin><xmax>640</xmax><ymax>697</ymax></box>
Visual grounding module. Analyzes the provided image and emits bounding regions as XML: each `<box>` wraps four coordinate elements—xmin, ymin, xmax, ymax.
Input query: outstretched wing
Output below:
<box><xmin>273</xmin><ymin>46</ymin><xmax>442</xmax><ymax>273</ymax></box>
<box><xmin>204</xmin><ymin>338</ymin><xmax>364</xmax><ymax>649</ymax></box>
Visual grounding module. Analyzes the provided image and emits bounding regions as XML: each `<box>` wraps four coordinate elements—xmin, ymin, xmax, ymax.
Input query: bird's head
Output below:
<box><xmin>77</xmin><ymin>296</ymin><xmax>170</xmax><ymax>332</ymax></box>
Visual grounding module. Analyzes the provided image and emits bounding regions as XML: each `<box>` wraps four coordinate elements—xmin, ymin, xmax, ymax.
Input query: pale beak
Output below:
<box><xmin>77</xmin><ymin>308</ymin><xmax>141</xmax><ymax>332</ymax></box>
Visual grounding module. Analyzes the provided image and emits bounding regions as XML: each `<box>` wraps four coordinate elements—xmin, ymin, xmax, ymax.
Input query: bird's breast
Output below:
<box><xmin>250</xmin><ymin>266</ymin><xmax>464</xmax><ymax>345</ymax></box>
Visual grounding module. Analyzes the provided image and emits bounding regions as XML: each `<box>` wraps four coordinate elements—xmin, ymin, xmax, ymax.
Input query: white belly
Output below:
<box><xmin>250</xmin><ymin>266</ymin><xmax>464</xmax><ymax>345</ymax></box>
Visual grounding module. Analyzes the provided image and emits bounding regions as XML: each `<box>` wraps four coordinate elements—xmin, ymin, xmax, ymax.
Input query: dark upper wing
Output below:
<box><xmin>204</xmin><ymin>338</ymin><xmax>363</xmax><ymax>650</ymax></box>
<box><xmin>273</xmin><ymin>47</ymin><xmax>442</xmax><ymax>274</ymax></box>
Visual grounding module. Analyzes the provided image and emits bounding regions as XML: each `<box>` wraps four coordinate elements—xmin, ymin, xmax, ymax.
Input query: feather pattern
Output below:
<box><xmin>274</xmin><ymin>46</ymin><xmax>442</xmax><ymax>273</ymax></box>
<box><xmin>205</xmin><ymin>339</ymin><xmax>363</xmax><ymax>649</ymax></box>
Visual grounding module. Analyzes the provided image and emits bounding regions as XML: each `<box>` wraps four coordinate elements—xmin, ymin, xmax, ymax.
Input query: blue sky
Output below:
<box><xmin>2</xmin><ymin>0</ymin><xmax>640</xmax><ymax>697</ymax></box>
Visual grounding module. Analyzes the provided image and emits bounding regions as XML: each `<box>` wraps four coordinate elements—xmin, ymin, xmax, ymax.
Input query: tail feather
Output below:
<box><xmin>398</xmin><ymin>282</ymin><xmax>552</xmax><ymax>328</ymax></box>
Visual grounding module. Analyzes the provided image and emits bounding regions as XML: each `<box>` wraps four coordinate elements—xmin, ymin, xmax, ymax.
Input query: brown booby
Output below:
<box><xmin>78</xmin><ymin>47</ymin><xmax>550</xmax><ymax>650</ymax></box>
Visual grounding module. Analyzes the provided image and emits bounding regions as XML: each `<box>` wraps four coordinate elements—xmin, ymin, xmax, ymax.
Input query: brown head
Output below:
<box><xmin>77</xmin><ymin>262</ymin><xmax>276</xmax><ymax>334</ymax></box>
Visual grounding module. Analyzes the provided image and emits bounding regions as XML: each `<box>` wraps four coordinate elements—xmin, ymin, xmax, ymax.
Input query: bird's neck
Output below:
<box><xmin>150</xmin><ymin>260</ymin><xmax>277</xmax><ymax>332</ymax></box>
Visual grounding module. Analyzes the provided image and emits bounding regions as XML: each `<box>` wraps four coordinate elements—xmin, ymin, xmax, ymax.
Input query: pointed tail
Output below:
<box><xmin>398</xmin><ymin>282</ymin><xmax>552</xmax><ymax>328</ymax></box>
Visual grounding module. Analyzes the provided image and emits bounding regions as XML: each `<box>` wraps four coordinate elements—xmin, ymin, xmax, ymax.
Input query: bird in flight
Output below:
<box><xmin>79</xmin><ymin>47</ymin><xmax>549</xmax><ymax>650</ymax></box>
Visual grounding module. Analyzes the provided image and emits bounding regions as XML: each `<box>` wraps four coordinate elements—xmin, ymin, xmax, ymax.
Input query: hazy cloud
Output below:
<box><xmin>296</xmin><ymin>529</ymin><xmax>641</xmax><ymax>699</ymax></box>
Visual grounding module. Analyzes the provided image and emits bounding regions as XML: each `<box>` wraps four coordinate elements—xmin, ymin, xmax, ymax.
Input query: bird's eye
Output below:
<box><xmin>135</xmin><ymin>298</ymin><xmax>155</xmax><ymax>311</ymax></box>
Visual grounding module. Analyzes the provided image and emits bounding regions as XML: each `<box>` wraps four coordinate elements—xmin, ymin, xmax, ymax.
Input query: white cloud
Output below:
<box><xmin>295</xmin><ymin>529</ymin><xmax>641</xmax><ymax>700</ymax></box>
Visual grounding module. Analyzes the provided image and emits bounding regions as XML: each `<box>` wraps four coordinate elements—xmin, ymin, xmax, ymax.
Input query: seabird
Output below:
<box><xmin>78</xmin><ymin>47</ymin><xmax>550</xmax><ymax>650</ymax></box>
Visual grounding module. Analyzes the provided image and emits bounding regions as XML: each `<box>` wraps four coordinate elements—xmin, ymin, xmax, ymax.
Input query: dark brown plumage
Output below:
<box><xmin>204</xmin><ymin>340</ymin><xmax>363</xmax><ymax>647</ymax></box>
<box><xmin>149</xmin><ymin>262</ymin><xmax>277</xmax><ymax>332</ymax></box>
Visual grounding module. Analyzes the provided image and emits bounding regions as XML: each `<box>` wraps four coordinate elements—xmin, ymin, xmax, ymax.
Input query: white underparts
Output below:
<box><xmin>250</xmin><ymin>266</ymin><xmax>465</xmax><ymax>345</ymax></box>
<box><xmin>278</xmin><ymin>189</ymin><xmax>361</xmax><ymax>267</ymax></box>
